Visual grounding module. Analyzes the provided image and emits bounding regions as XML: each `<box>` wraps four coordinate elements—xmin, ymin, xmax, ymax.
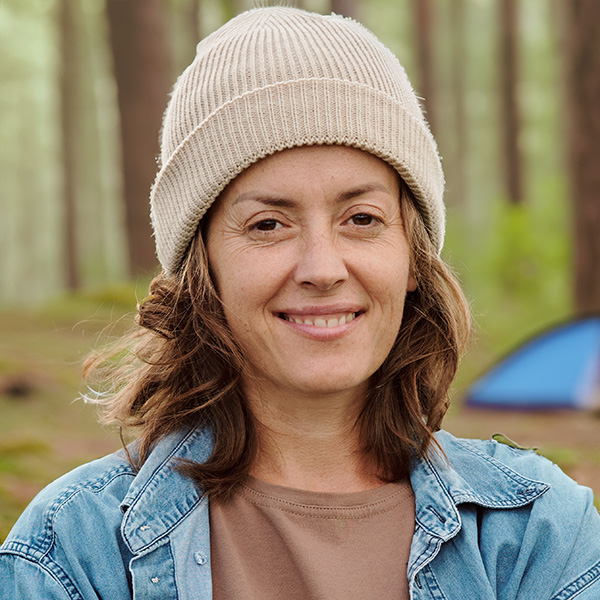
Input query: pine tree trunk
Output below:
<box><xmin>78</xmin><ymin>4</ymin><xmax>111</xmax><ymax>282</ymax></box>
<box><xmin>59</xmin><ymin>0</ymin><xmax>80</xmax><ymax>290</ymax></box>
<box><xmin>565</xmin><ymin>0</ymin><xmax>600</xmax><ymax>314</ymax></box>
<box><xmin>414</xmin><ymin>0</ymin><xmax>436</xmax><ymax>135</ymax></box>
<box><xmin>188</xmin><ymin>0</ymin><xmax>202</xmax><ymax>45</ymax></box>
<box><xmin>499</xmin><ymin>0</ymin><xmax>523</xmax><ymax>205</ymax></box>
<box><xmin>449</xmin><ymin>0</ymin><xmax>467</xmax><ymax>206</ymax></box>
<box><xmin>331</xmin><ymin>0</ymin><xmax>358</xmax><ymax>18</ymax></box>
<box><xmin>106</xmin><ymin>0</ymin><xmax>171</xmax><ymax>276</ymax></box>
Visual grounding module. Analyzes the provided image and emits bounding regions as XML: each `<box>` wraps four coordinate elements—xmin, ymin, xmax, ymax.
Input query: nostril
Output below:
<box><xmin>295</xmin><ymin>257</ymin><xmax>349</xmax><ymax>290</ymax></box>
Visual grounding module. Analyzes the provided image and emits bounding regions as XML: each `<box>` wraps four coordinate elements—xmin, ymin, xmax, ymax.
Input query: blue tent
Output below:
<box><xmin>466</xmin><ymin>316</ymin><xmax>600</xmax><ymax>410</ymax></box>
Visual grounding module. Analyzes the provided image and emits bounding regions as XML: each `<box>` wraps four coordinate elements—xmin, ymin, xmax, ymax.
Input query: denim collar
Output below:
<box><xmin>412</xmin><ymin>431</ymin><xmax>549</xmax><ymax>532</ymax></box>
<box><xmin>406</xmin><ymin>430</ymin><xmax>550</xmax><ymax>584</ymax></box>
<box><xmin>119</xmin><ymin>427</ymin><xmax>214</xmax><ymax>555</ymax></box>
<box><xmin>117</xmin><ymin>427</ymin><xmax>550</xmax><ymax>554</ymax></box>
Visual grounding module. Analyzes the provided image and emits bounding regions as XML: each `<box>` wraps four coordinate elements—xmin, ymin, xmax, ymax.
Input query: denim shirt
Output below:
<box><xmin>1</xmin><ymin>427</ymin><xmax>599</xmax><ymax>599</ymax></box>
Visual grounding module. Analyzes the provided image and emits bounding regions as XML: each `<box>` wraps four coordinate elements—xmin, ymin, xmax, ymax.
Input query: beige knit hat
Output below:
<box><xmin>151</xmin><ymin>6</ymin><xmax>445</xmax><ymax>274</ymax></box>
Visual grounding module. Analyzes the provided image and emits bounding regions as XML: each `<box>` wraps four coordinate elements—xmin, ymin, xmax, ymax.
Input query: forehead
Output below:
<box><xmin>219</xmin><ymin>145</ymin><xmax>400</xmax><ymax>202</ymax></box>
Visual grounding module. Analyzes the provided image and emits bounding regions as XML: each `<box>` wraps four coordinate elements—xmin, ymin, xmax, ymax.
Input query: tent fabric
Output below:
<box><xmin>466</xmin><ymin>316</ymin><xmax>600</xmax><ymax>410</ymax></box>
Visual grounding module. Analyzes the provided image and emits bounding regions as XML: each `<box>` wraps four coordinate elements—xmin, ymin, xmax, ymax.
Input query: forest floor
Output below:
<box><xmin>1</xmin><ymin>297</ymin><xmax>599</xmax><ymax>542</ymax></box>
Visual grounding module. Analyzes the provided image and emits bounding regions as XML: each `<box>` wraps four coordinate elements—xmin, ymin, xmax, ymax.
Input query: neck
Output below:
<box><xmin>244</xmin><ymin>379</ymin><xmax>382</xmax><ymax>492</ymax></box>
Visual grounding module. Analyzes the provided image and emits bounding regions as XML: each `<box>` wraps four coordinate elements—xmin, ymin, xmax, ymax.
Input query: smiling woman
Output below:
<box><xmin>206</xmin><ymin>146</ymin><xmax>417</xmax><ymax>491</ymax></box>
<box><xmin>207</xmin><ymin>147</ymin><xmax>414</xmax><ymax>403</ymax></box>
<box><xmin>1</xmin><ymin>6</ymin><xmax>599</xmax><ymax>600</ymax></box>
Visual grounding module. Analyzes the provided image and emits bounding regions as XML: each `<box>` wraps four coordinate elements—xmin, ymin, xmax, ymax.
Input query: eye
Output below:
<box><xmin>349</xmin><ymin>213</ymin><xmax>378</xmax><ymax>226</ymax></box>
<box><xmin>252</xmin><ymin>219</ymin><xmax>282</xmax><ymax>231</ymax></box>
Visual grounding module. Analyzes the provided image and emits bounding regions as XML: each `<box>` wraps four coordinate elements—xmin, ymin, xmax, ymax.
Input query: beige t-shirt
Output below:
<box><xmin>210</xmin><ymin>476</ymin><xmax>415</xmax><ymax>599</ymax></box>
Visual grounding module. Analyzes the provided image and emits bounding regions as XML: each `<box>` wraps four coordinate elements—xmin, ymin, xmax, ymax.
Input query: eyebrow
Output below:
<box><xmin>232</xmin><ymin>183</ymin><xmax>394</xmax><ymax>207</ymax></box>
<box><xmin>336</xmin><ymin>183</ymin><xmax>393</xmax><ymax>202</ymax></box>
<box><xmin>232</xmin><ymin>194</ymin><xmax>296</xmax><ymax>208</ymax></box>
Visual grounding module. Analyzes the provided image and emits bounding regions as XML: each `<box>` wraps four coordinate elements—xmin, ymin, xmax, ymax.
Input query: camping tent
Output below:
<box><xmin>466</xmin><ymin>316</ymin><xmax>600</xmax><ymax>410</ymax></box>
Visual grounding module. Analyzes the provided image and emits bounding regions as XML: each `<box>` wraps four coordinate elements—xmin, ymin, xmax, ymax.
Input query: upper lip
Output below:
<box><xmin>274</xmin><ymin>305</ymin><xmax>363</xmax><ymax>317</ymax></box>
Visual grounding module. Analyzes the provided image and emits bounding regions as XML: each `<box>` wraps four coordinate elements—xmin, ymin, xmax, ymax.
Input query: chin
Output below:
<box><xmin>285</xmin><ymin>373</ymin><xmax>370</xmax><ymax>398</ymax></box>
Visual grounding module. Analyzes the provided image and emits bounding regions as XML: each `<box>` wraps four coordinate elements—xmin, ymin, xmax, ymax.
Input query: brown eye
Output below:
<box><xmin>253</xmin><ymin>219</ymin><xmax>281</xmax><ymax>231</ymax></box>
<box><xmin>350</xmin><ymin>214</ymin><xmax>375</xmax><ymax>226</ymax></box>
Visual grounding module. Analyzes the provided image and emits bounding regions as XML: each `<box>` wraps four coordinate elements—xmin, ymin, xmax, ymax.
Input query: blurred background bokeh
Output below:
<box><xmin>1</xmin><ymin>0</ymin><xmax>599</xmax><ymax>541</ymax></box>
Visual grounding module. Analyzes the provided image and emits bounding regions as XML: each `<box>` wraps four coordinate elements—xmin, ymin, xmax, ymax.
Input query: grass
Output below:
<box><xmin>0</xmin><ymin>286</ymin><xmax>139</xmax><ymax>541</ymax></box>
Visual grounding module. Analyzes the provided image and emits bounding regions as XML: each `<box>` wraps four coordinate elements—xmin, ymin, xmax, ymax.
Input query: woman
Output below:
<box><xmin>1</xmin><ymin>7</ymin><xmax>599</xmax><ymax>599</ymax></box>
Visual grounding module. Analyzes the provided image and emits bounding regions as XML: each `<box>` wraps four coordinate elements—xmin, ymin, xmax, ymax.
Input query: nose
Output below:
<box><xmin>294</xmin><ymin>230</ymin><xmax>348</xmax><ymax>290</ymax></box>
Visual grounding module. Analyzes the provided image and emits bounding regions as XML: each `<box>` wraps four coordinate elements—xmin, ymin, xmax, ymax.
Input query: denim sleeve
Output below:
<box><xmin>550</xmin><ymin>490</ymin><xmax>600</xmax><ymax>600</ymax></box>
<box><xmin>0</xmin><ymin>551</ymin><xmax>75</xmax><ymax>599</ymax></box>
<box><xmin>482</xmin><ymin>440</ymin><xmax>600</xmax><ymax>599</ymax></box>
<box><xmin>0</xmin><ymin>459</ymin><xmax>134</xmax><ymax>600</ymax></box>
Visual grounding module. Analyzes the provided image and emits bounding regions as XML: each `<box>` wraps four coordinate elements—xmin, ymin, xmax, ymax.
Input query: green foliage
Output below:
<box><xmin>446</xmin><ymin>171</ymin><xmax>571</xmax><ymax>391</ymax></box>
<box><xmin>39</xmin><ymin>281</ymin><xmax>144</xmax><ymax>325</ymax></box>
<box><xmin>539</xmin><ymin>445</ymin><xmax>579</xmax><ymax>470</ymax></box>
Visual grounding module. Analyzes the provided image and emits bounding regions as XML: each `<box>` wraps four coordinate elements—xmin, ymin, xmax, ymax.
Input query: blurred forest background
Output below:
<box><xmin>0</xmin><ymin>0</ymin><xmax>599</xmax><ymax>540</ymax></box>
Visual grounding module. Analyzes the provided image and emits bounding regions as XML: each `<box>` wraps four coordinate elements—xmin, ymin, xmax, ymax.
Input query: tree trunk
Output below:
<box><xmin>413</xmin><ymin>0</ymin><xmax>436</xmax><ymax>135</ymax></box>
<box><xmin>78</xmin><ymin>3</ymin><xmax>112</xmax><ymax>283</ymax></box>
<box><xmin>499</xmin><ymin>0</ymin><xmax>523</xmax><ymax>204</ymax></box>
<box><xmin>59</xmin><ymin>0</ymin><xmax>80</xmax><ymax>290</ymax></box>
<box><xmin>565</xmin><ymin>0</ymin><xmax>600</xmax><ymax>314</ymax></box>
<box><xmin>106</xmin><ymin>0</ymin><xmax>171</xmax><ymax>276</ymax></box>
<box><xmin>448</xmin><ymin>0</ymin><xmax>467</xmax><ymax>206</ymax></box>
<box><xmin>188</xmin><ymin>0</ymin><xmax>202</xmax><ymax>45</ymax></box>
<box><xmin>331</xmin><ymin>0</ymin><xmax>358</xmax><ymax>18</ymax></box>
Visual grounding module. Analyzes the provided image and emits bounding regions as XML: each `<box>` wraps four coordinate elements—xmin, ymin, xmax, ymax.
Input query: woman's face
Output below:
<box><xmin>205</xmin><ymin>145</ymin><xmax>416</xmax><ymax>401</ymax></box>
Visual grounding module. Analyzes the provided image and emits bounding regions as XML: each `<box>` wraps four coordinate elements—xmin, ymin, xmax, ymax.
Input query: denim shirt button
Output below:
<box><xmin>194</xmin><ymin>552</ymin><xmax>208</xmax><ymax>565</ymax></box>
<box><xmin>151</xmin><ymin>577</ymin><xmax>160</xmax><ymax>584</ymax></box>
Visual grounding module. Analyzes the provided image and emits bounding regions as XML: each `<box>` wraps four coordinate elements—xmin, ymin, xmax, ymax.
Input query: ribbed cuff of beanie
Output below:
<box><xmin>151</xmin><ymin>77</ymin><xmax>444</xmax><ymax>274</ymax></box>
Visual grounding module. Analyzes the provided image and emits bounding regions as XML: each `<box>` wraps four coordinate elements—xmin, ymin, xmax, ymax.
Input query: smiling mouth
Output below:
<box><xmin>277</xmin><ymin>311</ymin><xmax>361</xmax><ymax>328</ymax></box>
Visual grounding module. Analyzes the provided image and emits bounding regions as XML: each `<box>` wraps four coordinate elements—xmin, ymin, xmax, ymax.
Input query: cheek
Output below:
<box><xmin>363</xmin><ymin>244</ymin><xmax>412</xmax><ymax>292</ymax></box>
<box><xmin>208</xmin><ymin>237</ymin><xmax>255</xmax><ymax>298</ymax></box>
<box><xmin>215</xmin><ymin>267</ymin><xmax>250</xmax><ymax>314</ymax></box>
<box><xmin>373</xmin><ymin>259</ymin><xmax>413</xmax><ymax>326</ymax></box>
<box><xmin>211</xmin><ymin>251</ymin><xmax>281</xmax><ymax>330</ymax></box>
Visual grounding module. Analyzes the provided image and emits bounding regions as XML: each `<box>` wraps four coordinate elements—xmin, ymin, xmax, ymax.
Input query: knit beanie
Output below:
<box><xmin>151</xmin><ymin>6</ymin><xmax>445</xmax><ymax>275</ymax></box>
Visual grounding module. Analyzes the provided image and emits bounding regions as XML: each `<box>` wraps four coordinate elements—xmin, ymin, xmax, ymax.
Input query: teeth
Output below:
<box><xmin>284</xmin><ymin>312</ymin><xmax>356</xmax><ymax>327</ymax></box>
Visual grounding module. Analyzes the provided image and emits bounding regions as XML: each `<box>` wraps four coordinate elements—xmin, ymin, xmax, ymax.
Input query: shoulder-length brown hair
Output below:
<box><xmin>85</xmin><ymin>182</ymin><xmax>471</xmax><ymax>501</ymax></box>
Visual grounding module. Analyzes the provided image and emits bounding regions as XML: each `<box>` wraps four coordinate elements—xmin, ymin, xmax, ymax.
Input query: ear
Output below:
<box><xmin>407</xmin><ymin>267</ymin><xmax>417</xmax><ymax>293</ymax></box>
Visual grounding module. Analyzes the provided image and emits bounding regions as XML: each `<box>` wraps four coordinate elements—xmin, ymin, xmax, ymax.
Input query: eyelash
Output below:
<box><xmin>250</xmin><ymin>219</ymin><xmax>282</xmax><ymax>231</ymax></box>
<box><xmin>248</xmin><ymin>211</ymin><xmax>383</xmax><ymax>233</ymax></box>
<box><xmin>348</xmin><ymin>213</ymin><xmax>381</xmax><ymax>226</ymax></box>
